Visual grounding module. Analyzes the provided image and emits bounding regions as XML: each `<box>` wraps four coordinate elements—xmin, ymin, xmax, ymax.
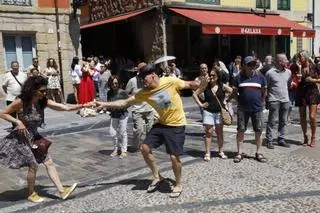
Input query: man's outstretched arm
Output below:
<box><xmin>183</xmin><ymin>76</ymin><xmax>209</xmax><ymax>90</ymax></box>
<box><xmin>96</xmin><ymin>96</ymin><xmax>136</xmax><ymax>109</ymax></box>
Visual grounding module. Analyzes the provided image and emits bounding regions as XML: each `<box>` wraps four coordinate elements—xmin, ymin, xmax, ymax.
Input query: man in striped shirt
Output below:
<box><xmin>232</xmin><ymin>56</ymin><xmax>267</xmax><ymax>163</ymax></box>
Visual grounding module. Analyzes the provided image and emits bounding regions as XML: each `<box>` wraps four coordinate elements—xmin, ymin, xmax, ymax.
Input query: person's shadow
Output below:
<box><xmin>117</xmin><ymin>178</ymin><xmax>174</xmax><ymax>194</ymax></box>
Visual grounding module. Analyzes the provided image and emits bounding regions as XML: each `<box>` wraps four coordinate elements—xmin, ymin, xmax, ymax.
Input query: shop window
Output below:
<box><xmin>296</xmin><ymin>38</ymin><xmax>303</xmax><ymax>52</ymax></box>
<box><xmin>1</xmin><ymin>0</ymin><xmax>31</xmax><ymax>5</ymax></box>
<box><xmin>256</xmin><ymin>0</ymin><xmax>270</xmax><ymax>9</ymax></box>
<box><xmin>3</xmin><ymin>35</ymin><xmax>36</xmax><ymax>71</ymax></box>
<box><xmin>278</xmin><ymin>0</ymin><xmax>290</xmax><ymax>10</ymax></box>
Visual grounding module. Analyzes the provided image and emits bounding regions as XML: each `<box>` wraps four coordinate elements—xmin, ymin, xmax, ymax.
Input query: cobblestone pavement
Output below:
<box><xmin>0</xmin><ymin>109</ymin><xmax>319</xmax><ymax>212</ymax></box>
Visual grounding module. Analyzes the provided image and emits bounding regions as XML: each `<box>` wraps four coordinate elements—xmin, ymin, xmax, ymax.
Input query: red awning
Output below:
<box><xmin>169</xmin><ymin>8</ymin><xmax>315</xmax><ymax>37</ymax></box>
<box><xmin>80</xmin><ymin>8</ymin><xmax>152</xmax><ymax>30</ymax></box>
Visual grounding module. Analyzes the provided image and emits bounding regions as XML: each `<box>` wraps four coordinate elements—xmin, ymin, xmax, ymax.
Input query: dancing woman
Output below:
<box><xmin>0</xmin><ymin>76</ymin><xmax>94</xmax><ymax>202</ymax></box>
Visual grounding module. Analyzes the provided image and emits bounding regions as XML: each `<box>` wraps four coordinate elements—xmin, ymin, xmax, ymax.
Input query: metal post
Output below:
<box><xmin>312</xmin><ymin>0</ymin><xmax>315</xmax><ymax>56</ymax></box>
<box><xmin>54</xmin><ymin>0</ymin><xmax>65</xmax><ymax>98</ymax></box>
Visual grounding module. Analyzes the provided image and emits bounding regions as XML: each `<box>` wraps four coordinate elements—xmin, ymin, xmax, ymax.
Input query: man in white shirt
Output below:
<box><xmin>2</xmin><ymin>61</ymin><xmax>27</xmax><ymax>128</ymax></box>
<box><xmin>27</xmin><ymin>57</ymin><xmax>41</xmax><ymax>77</ymax></box>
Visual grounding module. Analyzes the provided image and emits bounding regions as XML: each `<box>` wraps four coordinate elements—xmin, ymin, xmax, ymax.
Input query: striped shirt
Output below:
<box><xmin>235</xmin><ymin>72</ymin><xmax>265</xmax><ymax>112</ymax></box>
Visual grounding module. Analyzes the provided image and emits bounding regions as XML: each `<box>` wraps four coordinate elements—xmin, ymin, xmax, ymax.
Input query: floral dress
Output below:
<box><xmin>44</xmin><ymin>67</ymin><xmax>61</xmax><ymax>89</ymax></box>
<box><xmin>0</xmin><ymin>106</ymin><xmax>49</xmax><ymax>169</ymax></box>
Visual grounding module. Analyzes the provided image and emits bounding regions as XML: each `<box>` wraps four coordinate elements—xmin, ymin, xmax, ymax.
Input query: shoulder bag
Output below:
<box><xmin>213</xmin><ymin>91</ymin><xmax>233</xmax><ymax>126</ymax></box>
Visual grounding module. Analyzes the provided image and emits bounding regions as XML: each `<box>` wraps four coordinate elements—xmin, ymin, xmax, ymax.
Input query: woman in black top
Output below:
<box><xmin>193</xmin><ymin>69</ymin><xmax>233</xmax><ymax>161</ymax></box>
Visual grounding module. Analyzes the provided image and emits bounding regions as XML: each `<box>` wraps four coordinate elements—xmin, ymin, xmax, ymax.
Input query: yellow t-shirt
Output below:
<box><xmin>134</xmin><ymin>77</ymin><xmax>186</xmax><ymax>126</ymax></box>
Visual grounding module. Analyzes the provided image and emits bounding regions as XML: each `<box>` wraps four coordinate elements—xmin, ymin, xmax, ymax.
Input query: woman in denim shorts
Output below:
<box><xmin>193</xmin><ymin>69</ymin><xmax>233</xmax><ymax>161</ymax></box>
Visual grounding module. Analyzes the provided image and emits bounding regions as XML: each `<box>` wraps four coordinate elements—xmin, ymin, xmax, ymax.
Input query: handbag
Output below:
<box><xmin>213</xmin><ymin>91</ymin><xmax>233</xmax><ymax>126</ymax></box>
<box><xmin>31</xmin><ymin>136</ymin><xmax>52</xmax><ymax>163</ymax></box>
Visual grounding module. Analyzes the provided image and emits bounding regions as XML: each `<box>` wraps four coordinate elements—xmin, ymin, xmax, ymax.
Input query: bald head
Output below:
<box><xmin>137</xmin><ymin>62</ymin><xmax>147</xmax><ymax>72</ymax></box>
<box><xmin>276</xmin><ymin>53</ymin><xmax>288</xmax><ymax>70</ymax></box>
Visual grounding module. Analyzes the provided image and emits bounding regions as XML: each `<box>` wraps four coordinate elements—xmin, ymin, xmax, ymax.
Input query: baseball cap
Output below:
<box><xmin>244</xmin><ymin>56</ymin><xmax>257</xmax><ymax>65</ymax></box>
<box><xmin>138</xmin><ymin>63</ymin><xmax>155</xmax><ymax>78</ymax></box>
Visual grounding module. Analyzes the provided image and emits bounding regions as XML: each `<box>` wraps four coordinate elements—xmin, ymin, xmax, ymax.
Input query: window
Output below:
<box><xmin>3</xmin><ymin>35</ymin><xmax>36</xmax><ymax>71</ymax></box>
<box><xmin>278</xmin><ymin>0</ymin><xmax>290</xmax><ymax>10</ymax></box>
<box><xmin>256</xmin><ymin>0</ymin><xmax>270</xmax><ymax>9</ymax></box>
<box><xmin>1</xmin><ymin>0</ymin><xmax>31</xmax><ymax>6</ymax></box>
<box><xmin>296</xmin><ymin>38</ymin><xmax>303</xmax><ymax>52</ymax></box>
<box><xmin>185</xmin><ymin>0</ymin><xmax>220</xmax><ymax>5</ymax></box>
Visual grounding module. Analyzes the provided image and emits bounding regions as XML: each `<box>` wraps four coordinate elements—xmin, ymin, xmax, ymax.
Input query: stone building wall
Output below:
<box><xmin>0</xmin><ymin>4</ymin><xmax>81</xmax><ymax>98</ymax></box>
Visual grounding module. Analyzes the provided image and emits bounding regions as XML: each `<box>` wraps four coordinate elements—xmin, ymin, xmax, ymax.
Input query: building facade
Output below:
<box><xmin>80</xmin><ymin>0</ymin><xmax>315</xmax><ymax>79</ymax></box>
<box><xmin>0</xmin><ymin>0</ymin><xmax>81</xmax><ymax>96</ymax></box>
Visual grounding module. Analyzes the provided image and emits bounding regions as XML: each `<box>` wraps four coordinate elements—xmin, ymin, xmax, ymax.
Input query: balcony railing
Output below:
<box><xmin>1</xmin><ymin>0</ymin><xmax>31</xmax><ymax>6</ymax></box>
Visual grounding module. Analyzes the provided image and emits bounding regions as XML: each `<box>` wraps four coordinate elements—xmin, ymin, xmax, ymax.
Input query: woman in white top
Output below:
<box><xmin>42</xmin><ymin>58</ymin><xmax>62</xmax><ymax>103</ymax></box>
<box><xmin>70</xmin><ymin>57</ymin><xmax>82</xmax><ymax>104</ymax></box>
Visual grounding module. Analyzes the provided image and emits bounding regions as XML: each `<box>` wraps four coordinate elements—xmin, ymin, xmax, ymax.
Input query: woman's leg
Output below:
<box><xmin>109</xmin><ymin>118</ymin><xmax>119</xmax><ymax>154</ymax></box>
<box><xmin>73</xmin><ymin>84</ymin><xmax>79</xmax><ymax>104</ymax></box>
<box><xmin>308</xmin><ymin>104</ymin><xmax>318</xmax><ymax>145</ymax></box>
<box><xmin>43</xmin><ymin>159</ymin><xmax>64</xmax><ymax>193</ymax></box>
<box><xmin>119</xmin><ymin>116</ymin><xmax>128</xmax><ymax>153</ymax></box>
<box><xmin>27</xmin><ymin>167</ymin><xmax>37</xmax><ymax>196</ymax></box>
<box><xmin>299</xmin><ymin>106</ymin><xmax>308</xmax><ymax>143</ymax></box>
<box><xmin>215</xmin><ymin>124</ymin><xmax>224</xmax><ymax>152</ymax></box>
<box><xmin>204</xmin><ymin>124</ymin><xmax>214</xmax><ymax>156</ymax></box>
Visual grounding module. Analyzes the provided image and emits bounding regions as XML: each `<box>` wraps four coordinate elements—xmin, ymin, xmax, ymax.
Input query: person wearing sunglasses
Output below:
<box><xmin>193</xmin><ymin>68</ymin><xmax>233</xmax><ymax>161</ymax></box>
<box><xmin>0</xmin><ymin>76</ymin><xmax>95</xmax><ymax>203</ymax></box>
<box><xmin>107</xmin><ymin>75</ymin><xmax>129</xmax><ymax>158</ymax></box>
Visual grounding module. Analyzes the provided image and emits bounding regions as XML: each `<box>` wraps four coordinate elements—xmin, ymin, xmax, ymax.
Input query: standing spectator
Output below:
<box><xmin>42</xmin><ymin>58</ymin><xmax>62</xmax><ymax>103</ymax></box>
<box><xmin>125</xmin><ymin>62</ymin><xmax>155</xmax><ymax>152</ymax></box>
<box><xmin>2</xmin><ymin>61</ymin><xmax>27</xmax><ymax>129</ymax></box>
<box><xmin>195</xmin><ymin>63</ymin><xmax>209</xmax><ymax>120</ymax></box>
<box><xmin>29</xmin><ymin>68</ymin><xmax>40</xmax><ymax>77</ymax></box>
<box><xmin>193</xmin><ymin>68</ymin><xmax>233</xmax><ymax>161</ymax></box>
<box><xmin>98</xmin><ymin>61</ymin><xmax>111</xmax><ymax>113</ymax></box>
<box><xmin>170</xmin><ymin>62</ymin><xmax>182</xmax><ymax>78</ymax></box>
<box><xmin>107</xmin><ymin>75</ymin><xmax>129</xmax><ymax>158</ymax></box>
<box><xmin>265</xmin><ymin>54</ymin><xmax>292</xmax><ymax>149</ymax></box>
<box><xmin>259</xmin><ymin>55</ymin><xmax>275</xmax><ymax>75</ymax></box>
<box><xmin>78</xmin><ymin>59</ymin><xmax>95</xmax><ymax>104</ymax></box>
<box><xmin>212</xmin><ymin>59</ymin><xmax>229</xmax><ymax>84</ymax></box>
<box><xmin>228</xmin><ymin>56</ymin><xmax>242</xmax><ymax>86</ymax></box>
<box><xmin>288</xmin><ymin>56</ymin><xmax>300</xmax><ymax>122</ymax></box>
<box><xmin>27</xmin><ymin>58</ymin><xmax>40</xmax><ymax>77</ymax></box>
<box><xmin>295</xmin><ymin>51</ymin><xmax>320</xmax><ymax>147</ymax></box>
<box><xmin>93</xmin><ymin>56</ymin><xmax>101</xmax><ymax>98</ymax></box>
<box><xmin>232</xmin><ymin>56</ymin><xmax>267</xmax><ymax>163</ymax></box>
<box><xmin>70</xmin><ymin>57</ymin><xmax>82</xmax><ymax>104</ymax></box>
<box><xmin>163</xmin><ymin>66</ymin><xmax>176</xmax><ymax>77</ymax></box>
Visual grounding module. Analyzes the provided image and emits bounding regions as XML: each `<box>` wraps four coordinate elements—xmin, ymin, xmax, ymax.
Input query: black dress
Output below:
<box><xmin>295</xmin><ymin>66</ymin><xmax>320</xmax><ymax>106</ymax></box>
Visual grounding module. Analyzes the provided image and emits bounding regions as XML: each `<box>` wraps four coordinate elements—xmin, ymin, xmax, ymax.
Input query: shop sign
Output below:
<box><xmin>240</xmin><ymin>27</ymin><xmax>261</xmax><ymax>35</ymax></box>
<box><xmin>89</xmin><ymin>0</ymin><xmax>161</xmax><ymax>22</ymax></box>
<box><xmin>186</xmin><ymin>0</ymin><xmax>220</xmax><ymax>5</ymax></box>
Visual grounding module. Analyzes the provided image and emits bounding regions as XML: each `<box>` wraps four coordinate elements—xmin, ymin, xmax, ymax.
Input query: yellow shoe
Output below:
<box><xmin>60</xmin><ymin>183</ymin><xmax>78</xmax><ymax>200</ymax></box>
<box><xmin>27</xmin><ymin>192</ymin><xmax>45</xmax><ymax>203</ymax></box>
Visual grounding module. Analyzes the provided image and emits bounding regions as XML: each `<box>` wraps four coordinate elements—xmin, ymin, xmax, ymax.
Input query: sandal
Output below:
<box><xmin>233</xmin><ymin>153</ymin><xmax>243</xmax><ymax>163</ymax></box>
<box><xmin>204</xmin><ymin>153</ymin><xmax>211</xmax><ymax>161</ymax></box>
<box><xmin>169</xmin><ymin>186</ymin><xmax>183</xmax><ymax>198</ymax></box>
<box><xmin>255</xmin><ymin>153</ymin><xmax>267</xmax><ymax>163</ymax></box>
<box><xmin>147</xmin><ymin>178</ymin><xmax>164</xmax><ymax>193</ymax></box>
<box><xmin>218</xmin><ymin>151</ymin><xmax>228</xmax><ymax>159</ymax></box>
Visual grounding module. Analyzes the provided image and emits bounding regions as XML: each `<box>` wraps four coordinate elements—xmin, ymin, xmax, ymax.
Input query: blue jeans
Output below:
<box><xmin>266</xmin><ymin>101</ymin><xmax>290</xmax><ymax>143</ymax></box>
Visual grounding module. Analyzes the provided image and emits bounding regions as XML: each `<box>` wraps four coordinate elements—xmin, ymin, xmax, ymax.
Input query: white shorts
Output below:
<box><xmin>203</xmin><ymin>110</ymin><xmax>222</xmax><ymax>126</ymax></box>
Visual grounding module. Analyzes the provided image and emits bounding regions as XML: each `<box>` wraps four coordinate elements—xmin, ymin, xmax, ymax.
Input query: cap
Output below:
<box><xmin>244</xmin><ymin>56</ymin><xmax>256</xmax><ymax>65</ymax></box>
<box><xmin>138</xmin><ymin>63</ymin><xmax>155</xmax><ymax>78</ymax></box>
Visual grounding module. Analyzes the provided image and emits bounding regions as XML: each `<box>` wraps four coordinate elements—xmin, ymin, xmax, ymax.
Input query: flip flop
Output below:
<box><xmin>169</xmin><ymin>188</ymin><xmax>182</xmax><ymax>198</ymax></box>
<box><xmin>147</xmin><ymin>179</ymin><xmax>162</xmax><ymax>193</ymax></box>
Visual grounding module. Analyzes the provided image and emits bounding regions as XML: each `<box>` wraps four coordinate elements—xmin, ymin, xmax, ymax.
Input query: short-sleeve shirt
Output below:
<box><xmin>234</xmin><ymin>72</ymin><xmax>265</xmax><ymax>112</ymax></box>
<box><xmin>2</xmin><ymin>71</ymin><xmax>27</xmax><ymax>101</ymax></box>
<box><xmin>265</xmin><ymin>68</ymin><xmax>291</xmax><ymax>102</ymax></box>
<box><xmin>134</xmin><ymin>77</ymin><xmax>186</xmax><ymax>126</ymax></box>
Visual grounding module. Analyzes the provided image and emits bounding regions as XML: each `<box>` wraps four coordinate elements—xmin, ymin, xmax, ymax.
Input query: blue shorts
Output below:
<box><xmin>203</xmin><ymin>110</ymin><xmax>222</xmax><ymax>126</ymax></box>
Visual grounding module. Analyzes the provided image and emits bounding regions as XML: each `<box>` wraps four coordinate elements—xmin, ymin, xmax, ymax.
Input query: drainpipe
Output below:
<box><xmin>312</xmin><ymin>0</ymin><xmax>315</xmax><ymax>56</ymax></box>
<box><xmin>54</xmin><ymin>0</ymin><xmax>64</xmax><ymax>97</ymax></box>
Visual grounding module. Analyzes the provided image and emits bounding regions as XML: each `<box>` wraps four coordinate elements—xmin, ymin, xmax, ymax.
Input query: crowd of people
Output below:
<box><xmin>0</xmin><ymin>50</ymin><xmax>319</xmax><ymax>202</ymax></box>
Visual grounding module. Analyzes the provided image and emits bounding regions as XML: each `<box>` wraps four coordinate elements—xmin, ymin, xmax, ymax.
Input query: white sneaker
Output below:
<box><xmin>110</xmin><ymin>150</ymin><xmax>118</xmax><ymax>157</ymax></box>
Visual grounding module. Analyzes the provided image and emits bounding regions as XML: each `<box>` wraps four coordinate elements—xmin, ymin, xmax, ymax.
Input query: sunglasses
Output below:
<box><xmin>210</xmin><ymin>74</ymin><xmax>217</xmax><ymax>78</ymax></box>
